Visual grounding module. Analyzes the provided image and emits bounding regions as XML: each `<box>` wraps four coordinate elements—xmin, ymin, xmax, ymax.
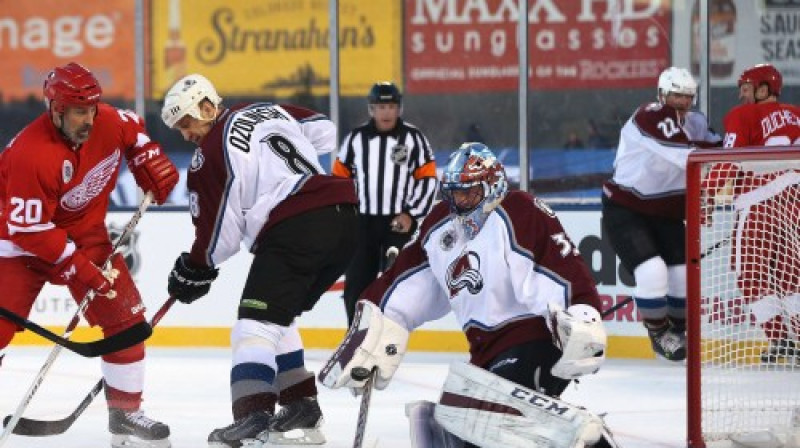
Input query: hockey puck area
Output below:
<box><xmin>351</xmin><ymin>366</ymin><xmax>372</xmax><ymax>381</ymax></box>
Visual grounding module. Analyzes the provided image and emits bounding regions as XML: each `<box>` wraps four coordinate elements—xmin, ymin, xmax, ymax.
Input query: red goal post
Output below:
<box><xmin>687</xmin><ymin>147</ymin><xmax>800</xmax><ymax>448</ymax></box>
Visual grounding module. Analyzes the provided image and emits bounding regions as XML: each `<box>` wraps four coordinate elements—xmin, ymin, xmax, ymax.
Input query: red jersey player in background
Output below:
<box><xmin>715</xmin><ymin>63</ymin><xmax>800</xmax><ymax>364</ymax></box>
<box><xmin>0</xmin><ymin>63</ymin><xmax>178</xmax><ymax>447</ymax></box>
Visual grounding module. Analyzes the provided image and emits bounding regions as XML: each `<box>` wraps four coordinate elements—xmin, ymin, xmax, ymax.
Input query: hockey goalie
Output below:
<box><xmin>318</xmin><ymin>143</ymin><xmax>618</xmax><ymax>447</ymax></box>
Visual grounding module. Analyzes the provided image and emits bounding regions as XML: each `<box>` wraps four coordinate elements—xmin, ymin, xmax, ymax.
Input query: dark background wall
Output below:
<box><xmin>4</xmin><ymin>84</ymin><xmax>797</xmax><ymax>157</ymax></box>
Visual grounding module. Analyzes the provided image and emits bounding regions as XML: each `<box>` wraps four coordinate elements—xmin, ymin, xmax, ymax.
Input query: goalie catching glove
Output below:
<box><xmin>318</xmin><ymin>300</ymin><xmax>409</xmax><ymax>392</ymax></box>
<box><xmin>547</xmin><ymin>303</ymin><xmax>607</xmax><ymax>380</ymax></box>
<box><xmin>168</xmin><ymin>252</ymin><xmax>219</xmax><ymax>304</ymax></box>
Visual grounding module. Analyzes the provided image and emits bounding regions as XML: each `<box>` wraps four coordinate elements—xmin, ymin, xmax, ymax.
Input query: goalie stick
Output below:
<box><xmin>4</xmin><ymin>297</ymin><xmax>177</xmax><ymax>437</ymax></box>
<box><xmin>346</xmin><ymin>247</ymin><xmax>398</xmax><ymax>447</ymax></box>
<box><xmin>351</xmin><ymin>366</ymin><xmax>377</xmax><ymax>448</ymax></box>
<box><xmin>0</xmin><ymin>192</ymin><xmax>153</xmax><ymax>447</ymax></box>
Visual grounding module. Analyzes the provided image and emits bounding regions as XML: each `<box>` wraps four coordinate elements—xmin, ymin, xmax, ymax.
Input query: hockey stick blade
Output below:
<box><xmin>352</xmin><ymin>367</ymin><xmax>376</xmax><ymax>448</ymax></box>
<box><xmin>0</xmin><ymin>308</ymin><xmax>152</xmax><ymax>357</ymax></box>
<box><xmin>4</xmin><ymin>297</ymin><xmax>177</xmax><ymax>437</ymax></box>
<box><xmin>2</xmin><ymin>379</ymin><xmax>102</xmax><ymax>437</ymax></box>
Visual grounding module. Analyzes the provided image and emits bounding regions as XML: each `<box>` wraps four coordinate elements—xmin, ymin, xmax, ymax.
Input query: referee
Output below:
<box><xmin>333</xmin><ymin>81</ymin><xmax>438</xmax><ymax>324</ymax></box>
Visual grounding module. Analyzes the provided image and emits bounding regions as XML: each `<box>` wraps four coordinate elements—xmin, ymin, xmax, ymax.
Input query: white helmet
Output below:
<box><xmin>161</xmin><ymin>74</ymin><xmax>222</xmax><ymax>128</ymax></box>
<box><xmin>657</xmin><ymin>67</ymin><xmax>697</xmax><ymax>103</ymax></box>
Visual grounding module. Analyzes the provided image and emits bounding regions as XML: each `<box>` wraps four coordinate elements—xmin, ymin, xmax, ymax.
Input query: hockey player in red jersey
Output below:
<box><xmin>319</xmin><ymin>143</ymin><xmax>619</xmax><ymax>447</ymax></box>
<box><xmin>602</xmin><ymin>67</ymin><xmax>721</xmax><ymax>362</ymax></box>
<box><xmin>717</xmin><ymin>63</ymin><xmax>800</xmax><ymax>363</ymax></box>
<box><xmin>0</xmin><ymin>62</ymin><xmax>178</xmax><ymax>446</ymax></box>
<box><xmin>160</xmin><ymin>74</ymin><xmax>358</xmax><ymax>447</ymax></box>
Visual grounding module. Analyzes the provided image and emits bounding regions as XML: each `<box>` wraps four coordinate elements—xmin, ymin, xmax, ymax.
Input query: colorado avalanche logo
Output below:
<box><xmin>106</xmin><ymin>223</ymin><xmax>141</xmax><ymax>276</ymax></box>
<box><xmin>446</xmin><ymin>250</ymin><xmax>484</xmax><ymax>298</ymax></box>
<box><xmin>189</xmin><ymin>147</ymin><xmax>205</xmax><ymax>172</ymax></box>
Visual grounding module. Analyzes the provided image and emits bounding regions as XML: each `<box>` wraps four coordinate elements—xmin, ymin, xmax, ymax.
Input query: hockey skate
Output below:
<box><xmin>208</xmin><ymin>411</ymin><xmax>271</xmax><ymax>448</ymax></box>
<box><xmin>648</xmin><ymin>326</ymin><xmax>687</xmax><ymax>362</ymax></box>
<box><xmin>108</xmin><ymin>409</ymin><xmax>171</xmax><ymax>448</ymax></box>
<box><xmin>760</xmin><ymin>339</ymin><xmax>799</xmax><ymax>364</ymax></box>
<box><xmin>260</xmin><ymin>397</ymin><xmax>326</xmax><ymax>445</ymax></box>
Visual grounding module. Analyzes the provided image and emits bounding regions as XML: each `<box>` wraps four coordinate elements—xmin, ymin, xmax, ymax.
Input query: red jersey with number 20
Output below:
<box><xmin>0</xmin><ymin>103</ymin><xmax>156</xmax><ymax>263</ymax></box>
<box><xmin>723</xmin><ymin>102</ymin><xmax>800</xmax><ymax>148</ymax></box>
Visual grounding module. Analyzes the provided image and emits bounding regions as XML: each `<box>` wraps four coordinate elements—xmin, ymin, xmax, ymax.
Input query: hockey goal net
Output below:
<box><xmin>687</xmin><ymin>148</ymin><xmax>800</xmax><ymax>448</ymax></box>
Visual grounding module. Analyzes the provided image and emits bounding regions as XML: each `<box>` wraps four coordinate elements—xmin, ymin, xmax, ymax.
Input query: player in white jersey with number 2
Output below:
<box><xmin>602</xmin><ymin>67</ymin><xmax>721</xmax><ymax>362</ymax></box>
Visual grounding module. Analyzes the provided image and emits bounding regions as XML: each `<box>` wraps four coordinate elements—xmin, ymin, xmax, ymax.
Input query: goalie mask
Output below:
<box><xmin>657</xmin><ymin>67</ymin><xmax>697</xmax><ymax>105</ymax></box>
<box><xmin>441</xmin><ymin>143</ymin><xmax>508</xmax><ymax>240</ymax></box>
<box><xmin>161</xmin><ymin>73</ymin><xmax>222</xmax><ymax>128</ymax></box>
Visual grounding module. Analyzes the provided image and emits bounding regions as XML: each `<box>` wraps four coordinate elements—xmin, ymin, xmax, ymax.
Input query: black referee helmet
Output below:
<box><xmin>367</xmin><ymin>82</ymin><xmax>402</xmax><ymax>105</ymax></box>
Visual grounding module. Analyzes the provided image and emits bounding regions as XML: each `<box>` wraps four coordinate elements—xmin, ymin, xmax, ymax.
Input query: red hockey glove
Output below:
<box><xmin>127</xmin><ymin>144</ymin><xmax>179</xmax><ymax>205</ymax></box>
<box><xmin>52</xmin><ymin>250</ymin><xmax>117</xmax><ymax>298</ymax></box>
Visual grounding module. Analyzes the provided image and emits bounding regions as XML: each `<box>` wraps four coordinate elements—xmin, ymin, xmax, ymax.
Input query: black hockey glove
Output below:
<box><xmin>168</xmin><ymin>253</ymin><xmax>219</xmax><ymax>304</ymax></box>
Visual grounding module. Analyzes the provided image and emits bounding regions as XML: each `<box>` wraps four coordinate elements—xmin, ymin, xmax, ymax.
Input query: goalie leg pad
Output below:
<box><xmin>434</xmin><ymin>362</ymin><xmax>603</xmax><ymax>448</ymax></box>
<box><xmin>406</xmin><ymin>400</ymin><xmax>464</xmax><ymax>448</ymax></box>
<box><xmin>318</xmin><ymin>300</ymin><xmax>409</xmax><ymax>391</ymax></box>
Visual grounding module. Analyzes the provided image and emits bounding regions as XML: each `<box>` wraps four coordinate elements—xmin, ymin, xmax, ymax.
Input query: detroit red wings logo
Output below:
<box><xmin>61</xmin><ymin>149</ymin><xmax>120</xmax><ymax>211</ymax></box>
<box><xmin>446</xmin><ymin>250</ymin><xmax>483</xmax><ymax>298</ymax></box>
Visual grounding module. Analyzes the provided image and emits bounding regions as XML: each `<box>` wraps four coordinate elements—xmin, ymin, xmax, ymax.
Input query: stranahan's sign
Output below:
<box><xmin>405</xmin><ymin>0</ymin><xmax>671</xmax><ymax>93</ymax></box>
<box><xmin>150</xmin><ymin>0</ymin><xmax>402</xmax><ymax>99</ymax></box>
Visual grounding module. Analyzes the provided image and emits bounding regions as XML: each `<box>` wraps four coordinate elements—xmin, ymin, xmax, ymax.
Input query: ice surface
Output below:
<box><xmin>0</xmin><ymin>347</ymin><xmax>686</xmax><ymax>447</ymax></box>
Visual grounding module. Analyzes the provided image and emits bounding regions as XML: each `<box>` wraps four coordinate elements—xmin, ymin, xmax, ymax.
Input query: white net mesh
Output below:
<box><xmin>697</xmin><ymin>158</ymin><xmax>800</xmax><ymax>444</ymax></box>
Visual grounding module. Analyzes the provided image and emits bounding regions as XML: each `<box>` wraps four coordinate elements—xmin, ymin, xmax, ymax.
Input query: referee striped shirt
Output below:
<box><xmin>333</xmin><ymin>118</ymin><xmax>438</xmax><ymax>218</ymax></box>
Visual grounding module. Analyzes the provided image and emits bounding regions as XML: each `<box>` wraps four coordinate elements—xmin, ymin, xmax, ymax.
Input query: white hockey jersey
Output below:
<box><xmin>185</xmin><ymin>102</ymin><xmax>357</xmax><ymax>267</ymax></box>
<box><xmin>603</xmin><ymin>102</ymin><xmax>721</xmax><ymax>218</ymax></box>
<box><xmin>360</xmin><ymin>191</ymin><xmax>600</xmax><ymax>366</ymax></box>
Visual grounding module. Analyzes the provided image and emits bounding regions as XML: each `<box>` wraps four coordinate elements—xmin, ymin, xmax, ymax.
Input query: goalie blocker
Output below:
<box><xmin>406</xmin><ymin>363</ymin><xmax>620</xmax><ymax>448</ymax></box>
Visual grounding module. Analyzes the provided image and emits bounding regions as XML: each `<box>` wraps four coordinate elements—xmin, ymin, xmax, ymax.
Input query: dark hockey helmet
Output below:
<box><xmin>43</xmin><ymin>62</ymin><xmax>102</xmax><ymax>113</ymax></box>
<box><xmin>738</xmin><ymin>63</ymin><xmax>782</xmax><ymax>97</ymax></box>
<box><xmin>441</xmin><ymin>142</ymin><xmax>508</xmax><ymax>239</ymax></box>
<box><xmin>367</xmin><ymin>82</ymin><xmax>402</xmax><ymax>105</ymax></box>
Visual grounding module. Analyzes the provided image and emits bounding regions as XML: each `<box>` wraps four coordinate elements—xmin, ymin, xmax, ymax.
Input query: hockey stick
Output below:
<box><xmin>350</xmin><ymin>366</ymin><xmax>377</xmax><ymax>448</ymax></box>
<box><xmin>0</xmin><ymin>193</ymin><xmax>156</xmax><ymax>358</ymax></box>
<box><xmin>344</xmin><ymin>248</ymin><xmax>397</xmax><ymax>447</ymax></box>
<box><xmin>5</xmin><ymin>297</ymin><xmax>177</xmax><ymax>437</ymax></box>
<box><xmin>0</xmin><ymin>309</ymin><xmax>151</xmax><ymax>358</ymax></box>
<box><xmin>0</xmin><ymin>192</ymin><xmax>153</xmax><ymax>447</ymax></box>
<box><xmin>601</xmin><ymin>297</ymin><xmax>633</xmax><ymax>318</ymax></box>
<box><xmin>598</xmin><ymin>237</ymin><xmax>725</xmax><ymax>317</ymax></box>
<box><xmin>701</xmin><ymin>236</ymin><xmax>730</xmax><ymax>259</ymax></box>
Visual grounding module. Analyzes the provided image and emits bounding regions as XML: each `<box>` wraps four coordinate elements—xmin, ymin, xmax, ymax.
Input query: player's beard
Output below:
<box><xmin>69</xmin><ymin>124</ymin><xmax>92</xmax><ymax>145</ymax></box>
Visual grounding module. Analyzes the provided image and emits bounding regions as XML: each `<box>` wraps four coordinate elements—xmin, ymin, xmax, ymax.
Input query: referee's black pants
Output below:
<box><xmin>343</xmin><ymin>214</ymin><xmax>412</xmax><ymax>325</ymax></box>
